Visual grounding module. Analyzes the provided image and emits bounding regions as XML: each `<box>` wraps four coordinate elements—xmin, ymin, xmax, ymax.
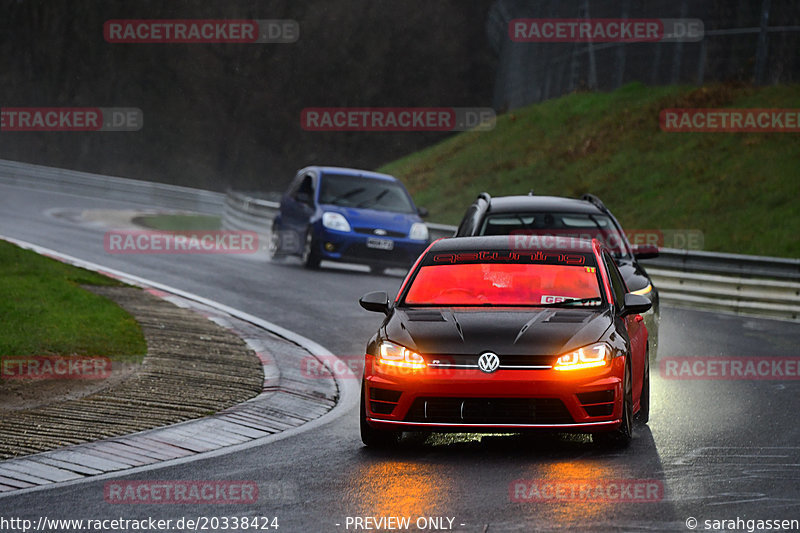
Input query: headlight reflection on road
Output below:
<box><xmin>514</xmin><ymin>462</ymin><xmax>620</xmax><ymax>527</ymax></box>
<box><xmin>349</xmin><ymin>461</ymin><xmax>444</xmax><ymax>519</ymax></box>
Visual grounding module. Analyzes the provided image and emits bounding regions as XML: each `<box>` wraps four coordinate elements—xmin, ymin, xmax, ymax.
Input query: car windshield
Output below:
<box><xmin>479</xmin><ymin>212</ymin><xmax>631</xmax><ymax>259</ymax></box>
<box><xmin>318</xmin><ymin>173</ymin><xmax>416</xmax><ymax>214</ymax></box>
<box><xmin>403</xmin><ymin>254</ymin><xmax>603</xmax><ymax>308</ymax></box>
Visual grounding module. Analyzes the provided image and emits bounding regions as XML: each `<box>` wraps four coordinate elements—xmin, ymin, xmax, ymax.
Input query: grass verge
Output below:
<box><xmin>0</xmin><ymin>240</ymin><xmax>147</xmax><ymax>362</ymax></box>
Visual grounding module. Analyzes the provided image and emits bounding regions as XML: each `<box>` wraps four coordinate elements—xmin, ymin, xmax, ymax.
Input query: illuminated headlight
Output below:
<box><xmin>322</xmin><ymin>212</ymin><xmax>351</xmax><ymax>232</ymax></box>
<box><xmin>378</xmin><ymin>341</ymin><xmax>426</xmax><ymax>369</ymax></box>
<box><xmin>408</xmin><ymin>222</ymin><xmax>429</xmax><ymax>241</ymax></box>
<box><xmin>554</xmin><ymin>343</ymin><xmax>610</xmax><ymax>371</ymax></box>
<box><xmin>631</xmin><ymin>283</ymin><xmax>652</xmax><ymax>296</ymax></box>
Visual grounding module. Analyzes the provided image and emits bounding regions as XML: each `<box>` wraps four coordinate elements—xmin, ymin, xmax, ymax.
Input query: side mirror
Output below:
<box><xmin>359</xmin><ymin>291</ymin><xmax>391</xmax><ymax>315</ymax></box>
<box><xmin>621</xmin><ymin>293</ymin><xmax>652</xmax><ymax>317</ymax></box>
<box><xmin>632</xmin><ymin>244</ymin><xmax>659</xmax><ymax>259</ymax></box>
<box><xmin>417</xmin><ymin>206</ymin><xmax>429</xmax><ymax>218</ymax></box>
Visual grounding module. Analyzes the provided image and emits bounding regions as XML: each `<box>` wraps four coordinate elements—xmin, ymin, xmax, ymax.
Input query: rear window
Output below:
<box><xmin>402</xmin><ymin>250</ymin><xmax>603</xmax><ymax>307</ymax></box>
<box><xmin>318</xmin><ymin>173</ymin><xmax>416</xmax><ymax>213</ymax></box>
<box><xmin>479</xmin><ymin>212</ymin><xmax>630</xmax><ymax>259</ymax></box>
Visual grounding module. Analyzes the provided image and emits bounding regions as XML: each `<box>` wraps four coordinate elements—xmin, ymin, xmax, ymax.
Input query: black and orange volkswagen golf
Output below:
<box><xmin>358</xmin><ymin>236</ymin><xmax>651</xmax><ymax>447</ymax></box>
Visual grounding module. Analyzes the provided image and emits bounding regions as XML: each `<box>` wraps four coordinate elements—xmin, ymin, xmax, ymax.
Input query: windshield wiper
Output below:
<box><xmin>357</xmin><ymin>189</ymin><xmax>390</xmax><ymax>208</ymax></box>
<box><xmin>329</xmin><ymin>187</ymin><xmax>366</xmax><ymax>204</ymax></box>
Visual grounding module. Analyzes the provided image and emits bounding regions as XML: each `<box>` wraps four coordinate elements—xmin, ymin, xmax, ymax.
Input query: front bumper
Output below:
<box><xmin>364</xmin><ymin>354</ymin><xmax>626</xmax><ymax>433</ymax></box>
<box><xmin>316</xmin><ymin>228</ymin><xmax>428</xmax><ymax>268</ymax></box>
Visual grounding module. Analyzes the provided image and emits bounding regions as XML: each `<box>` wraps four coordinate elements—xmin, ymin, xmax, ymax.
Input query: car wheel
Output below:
<box><xmin>360</xmin><ymin>380</ymin><xmax>399</xmax><ymax>448</ymax></box>
<box><xmin>267</xmin><ymin>229</ymin><xmax>281</xmax><ymax>261</ymax></box>
<box><xmin>594</xmin><ymin>360</ymin><xmax>633</xmax><ymax>447</ymax></box>
<box><xmin>301</xmin><ymin>231</ymin><xmax>321</xmax><ymax>269</ymax></box>
<box><xmin>636</xmin><ymin>349</ymin><xmax>650</xmax><ymax>425</ymax></box>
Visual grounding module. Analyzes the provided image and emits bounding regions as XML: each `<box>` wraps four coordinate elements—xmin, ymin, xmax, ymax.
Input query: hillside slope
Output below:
<box><xmin>381</xmin><ymin>83</ymin><xmax>800</xmax><ymax>258</ymax></box>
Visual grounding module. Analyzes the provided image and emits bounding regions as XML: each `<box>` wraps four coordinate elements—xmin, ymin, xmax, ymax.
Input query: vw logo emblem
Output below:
<box><xmin>374</xmin><ymin>229</ymin><xmax>388</xmax><ymax>236</ymax></box>
<box><xmin>477</xmin><ymin>352</ymin><xmax>500</xmax><ymax>373</ymax></box>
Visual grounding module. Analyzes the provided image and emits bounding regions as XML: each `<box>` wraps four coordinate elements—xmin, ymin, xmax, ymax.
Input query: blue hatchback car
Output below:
<box><xmin>269</xmin><ymin>166</ymin><xmax>430</xmax><ymax>272</ymax></box>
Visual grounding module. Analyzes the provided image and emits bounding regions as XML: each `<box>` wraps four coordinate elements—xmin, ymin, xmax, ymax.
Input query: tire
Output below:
<box><xmin>360</xmin><ymin>380</ymin><xmax>400</xmax><ymax>448</ymax></box>
<box><xmin>267</xmin><ymin>230</ymin><xmax>281</xmax><ymax>261</ymax></box>
<box><xmin>301</xmin><ymin>231</ymin><xmax>321</xmax><ymax>269</ymax></box>
<box><xmin>594</xmin><ymin>360</ymin><xmax>633</xmax><ymax>447</ymax></box>
<box><xmin>636</xmin><ymin>349</ymin><xmax>650</xmax><ymax>425</ymax></box>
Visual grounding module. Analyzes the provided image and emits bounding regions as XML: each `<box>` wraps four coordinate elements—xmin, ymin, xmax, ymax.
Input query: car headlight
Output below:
<box><xmin>408</xmin><ymin>222</ymin><xmax>429</xmax><ymax>241</ymax></box>
<box><xmin>377</xmin><ymin>341</ymin><xmax>426</xmax><ymax>369</ymax></box>
<box><xmin>322</xmin><ymin>212</ymin><xmax>351</xmax><ymax>232</ymax></box>
<box><xmin>554</xmin><ymin>342</ymin><xmax>610</xmax><ymax>371</ymax></box>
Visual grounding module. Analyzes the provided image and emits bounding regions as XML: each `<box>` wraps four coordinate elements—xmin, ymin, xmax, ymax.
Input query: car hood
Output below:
<box><xmin>385</xmin><ymin>307</ymin><xmax>613</xmax><ymax>357</ymax></box>
<box><xmin>320</xmin><ymin>204</ymin><xmax>420</xmax><ymax>233</ymax></box>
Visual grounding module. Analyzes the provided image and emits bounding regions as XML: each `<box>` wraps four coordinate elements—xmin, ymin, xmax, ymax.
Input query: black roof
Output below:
<box><xmin>483</xmin><ymin>195</ymin><xmax>603</xmax><ymax>215</ymax></box>
<box><xmin>430</xmin><ymin>235</ymin><xmax>597</xmax><ymax>254</ymax></box>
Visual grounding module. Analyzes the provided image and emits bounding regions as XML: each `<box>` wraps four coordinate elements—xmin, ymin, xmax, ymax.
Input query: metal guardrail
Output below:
<box><xmin>221</xmin><ymin>194</ymin><xmax>798</xmax><ymax>321</ymax></box>
<box><xmin>641</xmin><ymin>249</ymin><xmax>799</xmax><ymax>320</ymax></box>
<box><xmin>646</xmin><ymin>268</ymin><xmax>799</xmax><ymax>321</ymax></box>
<box><xmin>0</xmin><ymin>159</ymin><xmax>225</xmax><ymax>214</ymax></box>
<box><xmin>641</xmin><ymin>248</ymin><xmax>800</xmax><ymax>280</ymax></box>
<box><xmin>221</xmin><ymin>190</ymin><xmax>277</xmax><ymax>238</ymax></box>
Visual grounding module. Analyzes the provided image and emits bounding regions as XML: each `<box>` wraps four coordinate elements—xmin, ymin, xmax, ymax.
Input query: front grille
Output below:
<box><xmin>424</xmin><ymin>354</ymin><xmax>553</xmax><ymax>369</ymax></box>
<box><xmin>354</xmin><ymin>227</ymin><xmax>407</xmax><ymax>238</ymax></box>
<box><xmin>405</xmin><ymin>397</ymin><xmax>573</xmax><ymax>424</ymax></box>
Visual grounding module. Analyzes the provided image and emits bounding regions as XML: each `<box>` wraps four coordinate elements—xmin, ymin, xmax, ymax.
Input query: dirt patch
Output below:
<box><xmin>0</xmin><ymin>361</ymin><xmax>139</xmax><ymax>412</ymax></box>
<box><xmin>0</xmin><ymin>287</ymin><xmax>263</xmax><ymax>459</ymax></box>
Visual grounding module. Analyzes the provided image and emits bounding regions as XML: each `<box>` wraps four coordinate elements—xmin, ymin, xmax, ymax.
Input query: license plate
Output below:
<box><xmin>366</xmin><ymin>237</ymin><xmax>394</xmax><ymax>250</ymax></box>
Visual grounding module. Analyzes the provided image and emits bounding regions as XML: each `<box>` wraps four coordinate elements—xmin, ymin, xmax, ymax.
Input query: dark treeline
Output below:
<box><xmin>0</xmin><ymin>1</ymin><xmax>496</xmax><ymax>191</ymax></box>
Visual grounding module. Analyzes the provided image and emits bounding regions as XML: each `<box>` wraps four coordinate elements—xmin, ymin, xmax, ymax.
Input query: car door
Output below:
<box><xmin>603</xmin><ymin>251</ymin><xmax>647</xmax><ymax>405</ymax></box>
<box><xmin>280</xmin><ymin>171</ymin><xmax>317</xmax><ymax>254</ymax></box>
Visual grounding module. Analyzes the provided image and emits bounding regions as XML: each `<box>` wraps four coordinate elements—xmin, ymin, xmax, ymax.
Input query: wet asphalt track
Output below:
<box><xmin>1</xmin><ymin>182</ymin><xmax>799</xmax><ymax>532</ymax></box>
